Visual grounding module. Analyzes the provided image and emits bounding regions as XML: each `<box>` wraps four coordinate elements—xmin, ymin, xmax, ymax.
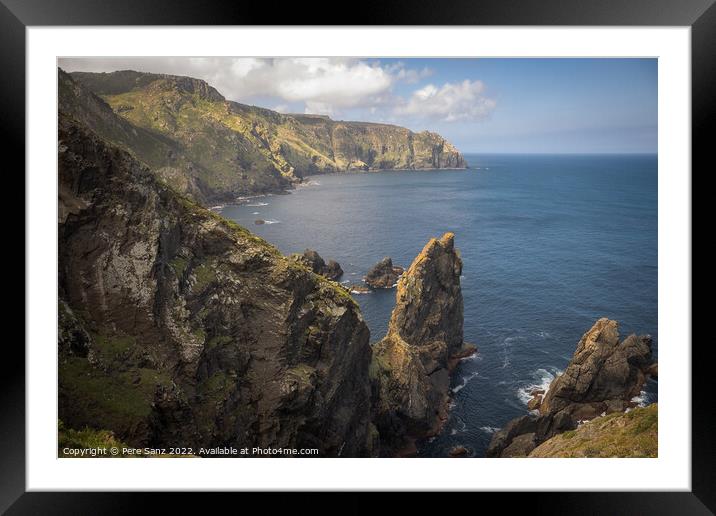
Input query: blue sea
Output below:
<box><xmin>220</xmin><ymin>153</ymin><xmax>658</xmax><ymax>457</ymax></box>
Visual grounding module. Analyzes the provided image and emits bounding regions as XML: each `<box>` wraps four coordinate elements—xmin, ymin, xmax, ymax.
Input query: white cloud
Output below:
<box><xmin>58</xmin><ymin>57</ymin><xmax>438</xmax><ymax>117</ymax></box>
<box><xmin>57</xmin><ymin>57</ymin><xmax>494</xmax><ymax>123</ymax></box>
<box><xmin>396</xmin><ymin>80</ymin><xmax>496</xmax><ymax>122</ymax></box>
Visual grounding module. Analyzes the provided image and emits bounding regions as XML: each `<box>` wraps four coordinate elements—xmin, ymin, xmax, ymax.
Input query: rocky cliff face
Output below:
<box><xmin>487</xmin><ymin>318</ymin><xmax>656</xmax><ymax>457</ymax></box>
<box><xmin>58</xmin><ymin>115</ymin><xmax>375</xmax><ymax>456</ymax></box>
<box><xmin>369</xmin><ymin>233</ymin><xmax>475</xmax><ymax>455</ymax></box>
<box><xmin>65</xmin><ymin>69</ymin><xmax>466</xmax><ymax>203</ymax></box>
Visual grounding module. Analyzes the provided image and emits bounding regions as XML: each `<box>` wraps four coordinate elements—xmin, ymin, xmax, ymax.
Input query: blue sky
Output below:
<box><xmin>59</xmin><ymin>57</ymin><xmax>657</xmax><ymax>154</ymax></box>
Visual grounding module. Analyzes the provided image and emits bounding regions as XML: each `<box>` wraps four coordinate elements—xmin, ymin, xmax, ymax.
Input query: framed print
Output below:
<box><xmin>3</xmin><ymin>0</ymin><xmax>711</xmax><ymax>512</ymax></box>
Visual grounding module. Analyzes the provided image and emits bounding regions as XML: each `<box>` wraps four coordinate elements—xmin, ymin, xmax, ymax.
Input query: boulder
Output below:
<box><xmin>449</xmin><ymin>445</ymin><xmax>469</xmax><ymax>457</ymax></box>
<box><xmin>364</xmin><ymin>257</ymin><xmax>404</xmax><ymax>288</ymax></box>
<box><xmin>527</xmin><ymin>394</ymin><xmax>543</xmax><ymax>411</ymax></box>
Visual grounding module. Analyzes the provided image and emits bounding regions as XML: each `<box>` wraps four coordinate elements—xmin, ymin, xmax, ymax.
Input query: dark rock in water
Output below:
<box><xmin>487</xmin><ymin>318</ymin><xmax>655</xmax><ymax>458</ymax></box>
<box><xmin>57</xmin><ymin>115</ymin><xmax>374</xmax><ymax>457</ymax></box>
<box><xmin>364</xmin><ymin>257</ymin><xmax>404</xmax><ymax>288</ymax></box>
<box><xmin>289</xmin><ymin>249</ymin><xmax>344</xmax><ymax>281</ymax></box>
<box><xmin>254</xmin><ymin>219</ymin><xmax>265</xmax><ymax>225</ymax></box>
<box><xmin>370</xmin><ymin>233</ymin><xmax>467</xmax><ymax>456</ymax></box>
<box><xmin>647</xmin><ymin>362</ymin><xmax>658</xmax><ymax>379</ymax></box>
<box><xmin>324</xmin><ymin>260</ymin><xmax>344</xmax><ymax>281</ymax></box>
<box><xmin>449</xmin><ymin>445</ymin><xmax>469</xmax><ymax>457</ymax></box>
<box><xmin>349</xmin><ymin>284</ymin><xmax>371</xmax><ymax>294</ymax></box>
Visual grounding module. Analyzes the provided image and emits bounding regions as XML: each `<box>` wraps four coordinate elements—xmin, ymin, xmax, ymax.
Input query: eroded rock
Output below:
<box><xmin>364</xmin><ymin>257</ymin><xmax>404</xmax><ymax>288</ymax></box>
<box><xmin>370</xmin><ymin>233</ymin><xmax>472</xmax><ymax>455</ymax></box>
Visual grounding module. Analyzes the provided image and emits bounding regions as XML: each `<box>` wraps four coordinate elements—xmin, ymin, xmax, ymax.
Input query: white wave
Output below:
<box><xmin>247</xmin><ymin>202</ymin><xmax>269</xmax><ymax>207</ymax></box>
<box><xmin>631</xmin><ymin>390</ymin><xmax>651</xmax><ymax>407</ymax></box>
<box><xmin>460</xmin><ymin>352</ymin><xmax>481</xmax><ymax>363</ymax></box>
<box><xmin>452</xmin><ymin>372</ymin><xmax>479</xmax><ymax>394</ymax></box>
<box><xmin>262</xmin><ymin>219</ymin><xmax>280</xmax><ymax>225</ymax></box>
<box><xmin>516</xmin><ymin>367</ymin><xmax>562</xmax><ymax>406</ymax></box>
<box><xmin>209</xmin><ymin>205</ymin><xmax>224</xmax><ymax>211</ymax></box>
<box><xmin>479</xmin><ymin>426</ymin><xmax>500</xmax><ymax>434</ymax></box>
<box><xmin>535</xmin><ymin>330</ymin><xmax>551</xmax><ymax>339</ymax></box>
<box><xmin>252</xmin><ymin>211</ymin><xmax>260</xmax><ymax>215</ymax></box>
<box><xmin>501</xmin><ymin>336</ymin><xmax>519</xmax><ymax>369</ymax></box>
<box><xmin>350</xmin><ymin>289</ymin><xmax>371</xmax><ymax>295</ymax></box>
<box><xmin>449</xmin><ymin>419</ymin><xmax>468</xmax><ymax>436</ymax></box>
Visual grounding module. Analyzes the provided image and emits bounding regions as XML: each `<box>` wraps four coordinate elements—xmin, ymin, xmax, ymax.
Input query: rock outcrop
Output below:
<box><xmin>289</xmin><ymin>249</ymin><xmax>344</xmax><ymax>281</ymax></box>
<box><xmin>370</xmin><ymin>233</ymin><xmax>476</xmax><ymax>455</ymax></box>
<box><xmin>487</xmin><ymin>318</ymin><xmax>656</xmax><ymax>457</ymax></box>
<box><xmin>364</xmin><ymin>257</ymin><xmax>404</xmax><ymax>288</ymax></box>
<box><xmin>64</xmin><ymin>69</ymin><xmax>466</xmax><ymax>204</ymax></box>
<box><xmin>58</xmin><ymin>114</ymin><xmax>375</xmax><ymax>457</ymax></box>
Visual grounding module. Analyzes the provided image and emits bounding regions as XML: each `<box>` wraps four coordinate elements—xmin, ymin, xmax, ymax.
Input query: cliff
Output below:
<box><xmin>487</xmin><ymin>318</ymin><xmax>656</xmax><ymax>457</ymax></box>
<box><xmin>58</xmin><ymin>114</ymin><xmax>376</xmax><ymax>457</ymax></box>
<box><xmin>64</xmin><ymin>69</ymin><xmax>466</xmax><ymax>203</ymax></box>
<box><xmin>529</xmin><ymin>404</ymin><xmax>658</xmax><ymax>458</ymax></box>
<box><xmin>370</xmin><ymin>233</ymin><xmax>475</xmax><ymax>455</ymax></box>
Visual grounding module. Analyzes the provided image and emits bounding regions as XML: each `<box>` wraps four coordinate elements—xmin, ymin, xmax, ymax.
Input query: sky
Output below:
<box><xmin>58</xmin><ymin>57</ymin><xmax>657</xmax><ymax>154</ymax></box>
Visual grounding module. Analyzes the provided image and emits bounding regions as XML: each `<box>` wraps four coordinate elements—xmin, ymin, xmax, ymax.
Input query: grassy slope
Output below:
<box><xmin>529</xmin><ymin>404</ymin><xmax>658</xmax><ymax>458</ymax></box>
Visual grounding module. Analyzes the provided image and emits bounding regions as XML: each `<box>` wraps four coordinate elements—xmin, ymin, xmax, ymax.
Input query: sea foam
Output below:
<box><xmin>516</xmin><ymin>367</ymin><xmax>562</xmax><ymax>406</ymax></box>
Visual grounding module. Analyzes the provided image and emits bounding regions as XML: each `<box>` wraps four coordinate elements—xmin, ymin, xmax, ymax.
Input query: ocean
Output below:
<box><xmin>219</xmin><ymin>153</ymin><xmax>658</xmax><ymax>457</ymax></box>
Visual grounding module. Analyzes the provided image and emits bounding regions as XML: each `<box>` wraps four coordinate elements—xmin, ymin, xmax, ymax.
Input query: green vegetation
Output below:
<box><xmin>192</xmin><ymin>263</ymin><xmax>217</xmax><ymax>293</ymax></box>
<box><xmin>170</xmin><ymin>256</ymin><xmax>189</xmax><ymax>277</ymax></box>
<box><xmin>59</xmin><ymin>356</ymin><xmax>171</xmax><ymax>437</ymax></box>
<box><xmin>206</xmin><ymin>335</ymin><xmax>233</xmax><ymax>350</ymax></box>
<box><xmin>529</xmin><ymin>404</ymin><xmax>658</xmax><ymax>458</ymax></box>
<box><xmin>92</xmin><ymin>332</ymin><xmax>136</xmax><ymax>366</ymax></box>
<box><xmin>58</xmin><ymin>420</ymin><xmax>132</xmax><ymax>457</ymax></box>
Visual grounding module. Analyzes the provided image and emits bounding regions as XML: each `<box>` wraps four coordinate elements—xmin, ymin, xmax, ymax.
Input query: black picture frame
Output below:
<box><xmin>3</xmin><ymin>0</ymin><xmax>711</xmax><ymax>513</ymax></box>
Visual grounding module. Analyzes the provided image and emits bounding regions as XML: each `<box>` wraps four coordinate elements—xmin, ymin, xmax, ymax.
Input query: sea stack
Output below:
<box><xmin>370</xmin><ymin>233</ymin><xmax>476</xmax><ymax>455</ymax></box>
<box><xmin>487</xmin><ymin>318</ymin><xmax>657</xmax><ymax>457</ymax></box>
<box><xmin>364</xmin><ymin>257</ymin><xmax>404</xmax><ymax>288</ymax></box>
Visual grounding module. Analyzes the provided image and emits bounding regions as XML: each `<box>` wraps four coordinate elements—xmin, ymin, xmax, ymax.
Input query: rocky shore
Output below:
<box><xmin>487</xmin><ymin>318</ymin><xmax>657</xmax><ymax>458</ymax></box>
